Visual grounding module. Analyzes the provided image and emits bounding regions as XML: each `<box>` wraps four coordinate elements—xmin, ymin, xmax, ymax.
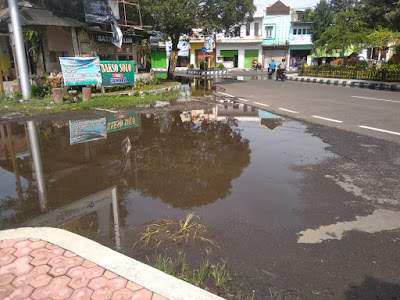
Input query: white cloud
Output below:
<box><xmin>254</xmin><ymin>0</ymin><xmax>319</xmax><ymax>11</ymax></box>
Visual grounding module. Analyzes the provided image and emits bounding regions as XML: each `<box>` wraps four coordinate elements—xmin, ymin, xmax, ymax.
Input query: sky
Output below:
<box><xmin>254</xmin><ymin>0</ymin><xmax>320</xmax><ymax>11</ymax></box>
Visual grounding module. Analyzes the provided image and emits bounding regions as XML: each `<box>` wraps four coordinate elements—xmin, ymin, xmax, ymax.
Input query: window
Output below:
<box><xmin>246</xmin><ymin>23</ymin><xmax>250</xmax><ymax>36</ymax></box>
<box><xmin>307</xmin><ymin>29</ymin><xmax>311</xmax><ymax>34</ymax></box>
<box><xmin>303</xmin><ymin>29</ymin><xmax>307</xmax><ymax>35</ymax></box>
<box><xmin>255</xmin><ymin>23</ymin><xmax>259</xmax><ymax>36</ymax></box>
<box><xmin>293</xmin><ymin>29</ymin><xmax>297</xmax><ymax>35</ymax></box>
<box><xmin>234</xmin><ymin>26</ymin><xmax>240</xmax><ymax>37</ymax></box>
<box><xmin>265</xmin><ymin>26</ymin><xmax>273</xmax><ymax>38</ymax></box>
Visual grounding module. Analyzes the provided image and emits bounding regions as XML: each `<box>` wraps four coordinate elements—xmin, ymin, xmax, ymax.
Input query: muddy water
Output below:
<box><xmin>0</xmin><ymin>100</ymin><xmax>339</xmax><ymax>292</ymax></box>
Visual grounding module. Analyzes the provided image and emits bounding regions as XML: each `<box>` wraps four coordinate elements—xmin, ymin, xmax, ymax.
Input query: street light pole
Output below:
<box><xmin>7</xmin><ymin>0</ymin><xmax>31</xmax><ymax>100</ymax></box>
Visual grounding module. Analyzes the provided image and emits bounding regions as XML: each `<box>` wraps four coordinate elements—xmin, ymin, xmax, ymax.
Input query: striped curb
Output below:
<box><xmin>288</xmin><ymin>76</ymin><xmax>400</xmax><ymax>92</ymax></box>
<box><xmin>186</xmin><ymin>70</ymin><xmax>229</xmax><ymax>76</ymax></box>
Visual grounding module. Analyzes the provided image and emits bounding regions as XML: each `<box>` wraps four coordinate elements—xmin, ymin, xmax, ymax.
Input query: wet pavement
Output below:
<box><xmin>1</xmin><ymin>78</ymin><xmax>400</xmax><ymax>299</ymax></box>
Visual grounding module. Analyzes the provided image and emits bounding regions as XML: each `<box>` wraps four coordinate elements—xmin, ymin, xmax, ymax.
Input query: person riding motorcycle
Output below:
<box><xmin>268</xmin><ymin>59</ymin><xmax>276</xmax><ymax>74</ymax></box>
<box><xmin>276</xmin><ymin>58</ymin><xmax>287</xmax><ymax>79</ymax></box>
<box><xmin>252</xmin><ymin>59</ymin><xmax>257</xmax><ymax>70</ymax></box>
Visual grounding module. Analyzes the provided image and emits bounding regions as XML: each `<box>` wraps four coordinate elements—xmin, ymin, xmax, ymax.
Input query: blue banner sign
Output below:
<box><xmin>60</xmin><ymin>57</ymin><xmax>102</xmax><ymax>86</ymax></box>
<box><xmin>69</xmin><ymin>118</ymin><xmax>107</xmax><ymax>145</ymax></box>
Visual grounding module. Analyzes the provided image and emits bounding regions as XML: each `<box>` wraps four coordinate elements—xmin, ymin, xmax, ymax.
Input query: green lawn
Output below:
<box><xmin>0</xmin><ymin>89</ymin><xmax>182</xmax><ymax>113</ymax></box>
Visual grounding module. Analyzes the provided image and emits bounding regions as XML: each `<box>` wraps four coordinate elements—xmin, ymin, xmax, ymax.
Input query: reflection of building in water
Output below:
<box><xmin>259</xmin><ymin>110</ymin><xmax>285</xmax><ymax>131</ymax></box>
<box><xmin>216</xmin><ymin>103</ymin><xmax>259</xmax><ymax>121</ymax></box>
<box><xmin>190</xmin><ymin>79</ymin><xmax>214</xmax><ymax>97</ymax></box>
<box><xmin>180</xmin><ymin>108</ymin><xmax>217</xmax><ymax>124</ymax></box>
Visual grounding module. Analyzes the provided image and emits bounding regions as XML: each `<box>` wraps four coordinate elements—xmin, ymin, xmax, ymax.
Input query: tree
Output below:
<box><xmin>367</xmin><ymin>27</ymin><xmax>400</xmax><ymax>60</ymax></box>
<box><xmin>358</xmin><ymin>0</ymin><xmax>399</xmax><ymax>30</ymax></box>
<box><xmin>297</xmin><ymin>9</ymin><xmax>313</xmax><ymax>22</ymax></box>
<box><xmin>314</xmin><ymin>11</ymin><xmax>367</xmax><ymax>56</ymax></box>
<box><xmin>140</xmin><ymin>0</ymin><xmax>198</xmax><ymax>79</ymax></box>
<box><xmin>330</xmin><ymin>0</ymin><xmax>357</xmax><ymax>13</ymax></box>
<box><xmin>309</xmin><ymin>0</ymin><xmax>333</xmax><ymax>42</ymax></box>
<box><xmin>141</xmin><ymin>0</ymin><xmax>255</xmax><ymax>78</ymax></box>
<box><xmin>198</xmin><ymin>0</ymin><xmax>255</xmax><ymax>34</ymax></box>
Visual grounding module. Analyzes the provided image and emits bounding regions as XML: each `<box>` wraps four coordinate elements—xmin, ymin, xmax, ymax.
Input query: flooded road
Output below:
<box><xmin>1</xmin><ymin>79</ymin><xmax>400</xmax><ymax>299</ymax></box>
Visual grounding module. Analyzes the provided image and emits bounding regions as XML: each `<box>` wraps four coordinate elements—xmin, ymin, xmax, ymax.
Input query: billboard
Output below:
<box><xmin>106</xmin><ymin>113</ymin><xmax>139</xmax><ymax>133</ymax></box>
<box><xmin>69</xmin><ymin>118</ymin><xmax>107</xmax><ymax>145</ymax></box>
<box><xmin>100</xmin><ymin>61</ymin><xmax>135</xmax><ymax>86</ymax></box>
<box><xmin>166</xmin><ymin>41</ymin><xmax>190</xmax><ymax>57</ymax></box>
<box><xmin>59</xmin><ymin>57</ymin><xmax>102</xmax><ymax>86</ymax></box>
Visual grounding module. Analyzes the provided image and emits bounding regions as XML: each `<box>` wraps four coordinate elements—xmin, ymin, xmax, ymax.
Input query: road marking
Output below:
<box><xmin>253</xmin><ymin>102</ymin><xmax>270</xmax><ymax>107</ymax></box>
<box><xmin>278</xmin><ymin>108</ymin><xmax>299</xmax><ymax>114</ymax></box>
<box><xmin>359</xmin><ymin>126</ymin><xmax>400</xmax><ymax>136</ymax></box>
<box><xmin>351</xmin><ymin>96</ymin><xmax>400</xmax><ymax>104</ymax></box>
<box><xmin>95</xmin><ymin>108</ymin><xmax>118</xmax><ymax>113</ymax></box>
<box><xmin>218</xmin><ymin>92</ymin><xmax>234</xmax><ymax>97</ymax></box>
<box><xmin>238</xmin><ymin>98</ymin><xmax>249</xmax><ymax>102</ymax></box>
<box><xmin>312</xmin><ymin>115</ymin><xmax>343</xmax><ymax>123</ymax></box>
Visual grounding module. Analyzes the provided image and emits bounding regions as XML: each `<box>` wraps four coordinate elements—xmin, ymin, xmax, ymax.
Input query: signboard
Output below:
<box><xmin>69</xmin><ymin>118</ymin><xmax>107</xmax><ymax>145</ymax></box>
<box><xmin>166</xmin><ymin>41</ymin><xmax>190</xmax><ymax>57</ymax></box>
<box><xmin>201</xmin><ymin>47</ymin><xmax>207</xmax><ymax>54</ymax></box>
<box><xmin>106</xmin><ymin>113</ymin><xmax>139</xmax><ymax>133</ymax></box>
<box><xmin>206</xmin><ymin>36</ymin><xmax>214</xmax><ymax>53</ymax></box>
<box><xmin>84</xmin><ymin>0</ymin><xmax>111</xmax><ymax>23</ymax></box>
<box><xmin>95</xmin><ymin>33</ymin><xmax>133</xmax><ymax>44</ymax></box>
<box><xmin>59</xmin><ymin>57</ymin><xmax>102</xmax><ymax>86</ymax></box>
<box><xmin>100</xmin><ymin>61</ymin><xmax>135</xmax><ymax>86</ymax></box>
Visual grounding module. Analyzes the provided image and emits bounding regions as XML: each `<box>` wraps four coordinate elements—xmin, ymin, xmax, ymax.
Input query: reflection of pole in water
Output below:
<box><xmin>112</xmin><ymin>187</ymin><xmax>121</xmax><ymax>251</ymax></box>
<box><xmin>5</xmin><ymin>124</ymin><xmax>23</xmax><ymax>203</ymax></box>
<box><xmin>26</xmin><ymin>121</ymin><xmax>47</xmax><ymax>211</ymax></box>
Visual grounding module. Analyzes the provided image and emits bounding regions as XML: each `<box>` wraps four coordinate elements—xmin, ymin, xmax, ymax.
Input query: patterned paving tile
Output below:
<box><xmin>0</xmin><ymin>238</ymin><xmax>169</xmax><ymax>300</ymax></box>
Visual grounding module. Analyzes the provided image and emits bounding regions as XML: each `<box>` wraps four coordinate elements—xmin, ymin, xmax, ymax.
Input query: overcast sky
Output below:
<box><xmin>254</xmin><ymin>0</ymin><xmax>319</xmax><ymax>11</ymax></box>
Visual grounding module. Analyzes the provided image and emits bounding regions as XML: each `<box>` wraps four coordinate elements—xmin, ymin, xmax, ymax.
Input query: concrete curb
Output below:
<box><xmin>288</xmin><ymin>75</ymin><xmax>400</xmax><ymax>92</ymax></box>
<box><xmin>0</xmin><ymin>227</ymin><xmax>224</xmax><ymax>300</ymax></box>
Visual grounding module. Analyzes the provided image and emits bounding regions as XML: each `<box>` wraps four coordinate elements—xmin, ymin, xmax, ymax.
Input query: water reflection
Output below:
<box><xmin>0</xmin><ymin>105</ymin><xmax>333</xmax><ymax>252</ymax></box>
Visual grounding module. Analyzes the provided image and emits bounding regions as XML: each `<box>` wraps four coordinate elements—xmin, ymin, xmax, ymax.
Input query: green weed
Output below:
<box><xmin>210</xmin><ymin>261</ymin><xmax>231</xmax><ymax>288</ymax></box>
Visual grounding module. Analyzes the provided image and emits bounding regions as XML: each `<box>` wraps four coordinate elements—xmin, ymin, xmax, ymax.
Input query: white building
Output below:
<box><xmin>216</xmin><ymin>14</ymin><xmax>264</xmax><ymax>69</ymax></box>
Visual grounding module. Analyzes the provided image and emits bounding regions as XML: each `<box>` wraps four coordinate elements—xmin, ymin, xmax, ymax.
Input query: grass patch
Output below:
<box><xmin>133</xmin><ymin>213</ymin><xmax>219</xmax><ymax>250</ymax></box>
<box><xmin>0</xmin><ymin>89</ymin><xmax>181</xmax><ymax>113</ymax></box>
<box><xmin>153</xmin><ymin>248</ymin><xmax>235</xmax><ymax>296</ymax></box>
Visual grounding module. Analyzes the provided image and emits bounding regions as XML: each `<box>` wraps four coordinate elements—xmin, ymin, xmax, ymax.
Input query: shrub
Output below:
<box><xmin>12</xmin><ymin>92</ymin><xmax>22</xmax><ymax>100</ymax></box>
<box><xmin>31</xmin><ymin>84</ymin><xmax>49</xmax><ymax>98</ymax></box>
<box><xmin>189</xmin><ymin>64</ymin><xmax>195</xmax><ymax>69</ymax></box>
<box><xmin>199</xmin><ymin>61</ymin><xmax>207</xmax><ymax>70</ymax></box>
<box><xmin>217</xmin><ymin>63</ymin><xmax>225</xmax><ymax>70</ymax></box>
<box><xmin>388</xmin><ymin>54</ymin><xmax>400</xmax><ymax>65</ymax></box>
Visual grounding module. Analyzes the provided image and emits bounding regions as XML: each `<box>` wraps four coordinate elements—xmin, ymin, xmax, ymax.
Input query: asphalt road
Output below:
<box><xmin>215</xmin><ymin>78</ymin><xmax>400</xmax><ymax>144</ymax></box>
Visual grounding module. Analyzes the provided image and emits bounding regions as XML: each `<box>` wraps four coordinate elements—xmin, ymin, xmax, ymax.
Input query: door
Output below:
<box><xmin>245</xmin><ymin>50</ymin><xmax>259</xmax><ymax>68</ymax></box>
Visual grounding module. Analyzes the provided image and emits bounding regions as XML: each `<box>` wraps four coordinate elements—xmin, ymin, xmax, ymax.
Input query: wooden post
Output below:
<box><xmin>71</xmin><ymin>27</ymin><xmax>80</xmax><ymax>57</ymax></box>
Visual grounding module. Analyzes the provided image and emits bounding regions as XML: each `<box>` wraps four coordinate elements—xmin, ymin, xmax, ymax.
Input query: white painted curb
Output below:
<box><xmin>0</xmin><ymin>227</ymin><xmax>224</xmax><ymax>300</ymax></box>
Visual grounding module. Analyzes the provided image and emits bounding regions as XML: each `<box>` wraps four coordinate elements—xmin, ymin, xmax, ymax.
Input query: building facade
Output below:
<box><xmin>262</xmin><ymin>0</ymin><xmax>291</xmax><ymax>67</ymax></box>
<box><xmin>215</xmin><ymin>14</ymin><xmax>264</xmax><ymax>69</ymax></box>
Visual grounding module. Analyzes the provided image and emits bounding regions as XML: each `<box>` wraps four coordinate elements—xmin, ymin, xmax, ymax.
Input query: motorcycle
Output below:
<box><xmin>267</xmin><ymin>68</ymin><xmax>275</xmax><ymax>79</ymax></box>
<box><xmin>276</xmin><ymin>68</ymin><xmax>287</xmax><ymax>81</ymax></box>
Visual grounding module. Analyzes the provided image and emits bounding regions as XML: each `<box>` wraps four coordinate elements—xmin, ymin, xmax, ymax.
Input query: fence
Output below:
<box><xmin>298</xmin><ymin>66</ymin><xmax>400</xmax><ymax>82</ymax></box>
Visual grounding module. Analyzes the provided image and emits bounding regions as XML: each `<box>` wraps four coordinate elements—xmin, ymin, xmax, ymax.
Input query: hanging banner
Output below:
<box><xmin>100</xmin><ymin>61</ymin><xmax>135</xmax><ymax>86</ymax></box>
<box><xmin>59</xmin><ymin>57</ymin><xmax>102</xmax><ymax>86</ymax></box>
<box><xmin>69</xmin><ymin>118</ymin><xmax>107</xmax><ymax>145</ymax></box>
<box><xmin>106</xmin><ymin>113</ymin><xmax>139</xmax><ymax>133</ymax></box>
<box><xmin>84</xmin><ymin>0</ymin><xmax>111</xmax><ymax>23</ymax></box>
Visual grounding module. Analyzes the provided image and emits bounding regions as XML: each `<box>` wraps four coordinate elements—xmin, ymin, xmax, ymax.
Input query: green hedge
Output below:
<box><xmin>299</xmin><ymin>65</ymin><xmax>400</xmax><ymax>82</ymax></box>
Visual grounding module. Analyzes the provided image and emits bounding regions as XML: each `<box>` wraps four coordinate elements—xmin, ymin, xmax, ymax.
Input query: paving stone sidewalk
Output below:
<box><xmin>0</xmin><ymin>238</ymin><xmax>166</xmax><ymax>300</ymax></box>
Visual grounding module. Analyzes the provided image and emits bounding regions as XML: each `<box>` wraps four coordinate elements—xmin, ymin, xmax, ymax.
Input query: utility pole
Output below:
<box><xmin>7</xmin><ymin>0</ymin><xmax>31</xmax><ymax>100</ymax></box>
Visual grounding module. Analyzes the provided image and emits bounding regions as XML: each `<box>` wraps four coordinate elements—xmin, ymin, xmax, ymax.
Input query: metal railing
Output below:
<box><xmin>299</xmin><ymin>66</ymin><xmax>400</xmax><ymax>82</ymax></box>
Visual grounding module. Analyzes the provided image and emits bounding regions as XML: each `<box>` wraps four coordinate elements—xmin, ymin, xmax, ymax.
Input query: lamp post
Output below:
<box><xmin>7</xmin><ymin>0</ymin><xmax>31</xmax><ymax>100</ymax></box>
